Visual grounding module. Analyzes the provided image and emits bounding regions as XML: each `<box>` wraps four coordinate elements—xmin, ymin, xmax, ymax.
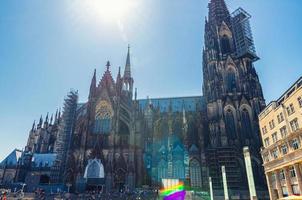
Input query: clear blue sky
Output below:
<box><xmin>0</xmin><ymin>0</ymin><xmax>301</xmax><ymax>161</ymax></box>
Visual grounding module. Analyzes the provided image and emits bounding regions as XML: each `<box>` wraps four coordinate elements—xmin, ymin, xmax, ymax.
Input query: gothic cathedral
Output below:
<box><xmin>0</xmin><ymin>0</ymin><xmax>268</xmax><ymax>198</ymax></box>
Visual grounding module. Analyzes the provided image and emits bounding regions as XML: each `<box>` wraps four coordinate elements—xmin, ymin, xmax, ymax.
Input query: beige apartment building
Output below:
<box><xmin>259</xmin><ymin>77</ymin><xmax>302</xmax><ymax>199</ymax></box>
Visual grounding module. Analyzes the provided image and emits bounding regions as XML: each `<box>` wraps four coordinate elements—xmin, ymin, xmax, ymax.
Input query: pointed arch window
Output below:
<box><xmin>226</xmin><ymin>68</ymin><xmax>236</xmax><ymax>93</ymax></box>
<box><xmin>173</xmin><ymin>160</ymin><xmax>185</xmax><ymax>179</ymax></box>
<box><xmin>94</xmin><ymin>116</ymin><xmax>111</xmax><ymax>134</ymax></box>
<box><xmin>190</xmin><ymin>159</ymin><xmax>202</xmax><ymax>188</ymax></box>
<box><xmin>241</xmin><ymin>108</ymin><xmax>253</xmax><ymax>139</ymax></box>
<box><xmin>221</xmin><ymin>35</ymin><xmax>231</xmax><ymax>54</ymax></box>
<box><xmin>94</xmin><ymin>100</ymin><xmax>113</xmax><ymax>134</ymax></box>
<box><xmin>225</xmin><ymin>109</ymin><xmax>237</xmax><ymax>140</ymax></box>
<box><xmin>158</xmin><ymin>159</ymin><xmax>167</xmax><ymax>181</ymax></box>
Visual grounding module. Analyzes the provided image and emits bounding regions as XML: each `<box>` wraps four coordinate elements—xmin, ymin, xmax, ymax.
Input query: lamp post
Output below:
<box><xmin>243</xmin><ymin>146</ymin><xmax>257</xmax><ymax>200</ymax></box>
<box><xmin>209</xmin><ymin>177</ymin><xmax>214</xmax><ymax>200</ymax></box>
<box><xmin>221</xmin><ymin>166</ymin><xmax>229</xmax><ymax>200</ymax></box>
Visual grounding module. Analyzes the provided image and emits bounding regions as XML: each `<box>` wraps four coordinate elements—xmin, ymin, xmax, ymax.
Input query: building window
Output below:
<box><xmin>262</xmin><ymin>126</ymin><xmax>268</xmax><ymax>135</ymax></box>
<box><xmin>287</xmin><ymin>104</ymin><xmax>295</xmax><ymax>115</ymax></box>
<box><xmin>282</xmin><ymin>186</ymin><xmax>288</xmax><ymax>197</ymax></box>
<box><xmin>280</xmin><ymin>169</ymin><xmax>285</xmax><ymax>180</ymax></box>
<box><xmin>269</xmin><ymin>120</ymin><xmax>275</xmax><ymax>130</ymax></box>
<box><xmin>272</xmin><ymin>148</ymin><xmax>279</xmax><ymax>159</ymax></box>
<box><xmin>280</xmin><ymin>126</ymin><xmax>288</xmax><ymax>138</ymax></box>
<box><xmin>292</xmin><ymin>184</ymin><xmax>300</xmax><ymax>195</ymax></box>
<box><xmin>281</xmin><ymin>145</ymin><xmax>288</xmax><ymax>155</ymax></box>
<box><xmin>292</xmin><ymin>138</ymin><xmax>300</xmax><ymax>150</ymax></box>
<box><xmin>271</xmin><ymin>172</ymin><xmax>276</xmax><ymax>182</ymax></box>
<box><xmin>289</xmin><ymin>166</ymin><xmax>296</xmax><ymax>178</ymax></box>
<box><xmin>272</xmin><ymin>132</ymin><xmax>278</xmax><ymax>143</ymax></box>
<box><xmin>298</xmin><ymin>97</ymin><xmax>302</xmax><ymax>108</ymax></box>
<box><xmin>290</xmin><ymin>118</ymin><xmax>299</xmax><ymax>132</ymax></box>
<box><xmin>264</xmin><ymin>138</ymin><xmax>270</xmax><ymax>147</ymax></box>
<box><xmin>277</xmin><ymin>113</ymin><xmax>284</xmax><ymax>123</ymax></box>
<box><xmin>263</xmin><ymin>153</ymin><xmax>270</xmax><ymax>162</ymax></box>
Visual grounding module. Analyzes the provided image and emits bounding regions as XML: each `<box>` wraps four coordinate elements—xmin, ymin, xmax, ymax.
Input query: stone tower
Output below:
<box><xmin>202</xmin><ymin>0</ymin><xmax>267</xmax><ymax>193</ymax></box>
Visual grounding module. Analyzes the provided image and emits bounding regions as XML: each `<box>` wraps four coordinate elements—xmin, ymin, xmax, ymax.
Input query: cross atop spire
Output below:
<box><xmin>106</xmin><ymin>61</ymin><xmax>111</xmax><ymax>71</ymax></box>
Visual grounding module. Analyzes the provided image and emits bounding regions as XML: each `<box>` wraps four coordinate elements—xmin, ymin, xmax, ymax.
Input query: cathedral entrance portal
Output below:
<box><xmin>84</xmin><ymin>159</ymin><xmax>105</xmax><ymax>192</ymax></box>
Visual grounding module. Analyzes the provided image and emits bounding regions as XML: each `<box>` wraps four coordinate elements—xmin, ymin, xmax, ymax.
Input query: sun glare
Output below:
<box><xmin>82</xmin><ymin>0</ymin><xmax>137</xmax><ymax>22</ymax></box>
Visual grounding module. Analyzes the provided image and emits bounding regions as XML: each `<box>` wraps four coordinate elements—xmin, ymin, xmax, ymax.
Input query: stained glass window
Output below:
<box><xmin>241</xmin><ymin>108</ymin><xmax>252</xmax><ymax>139</ymax></box>
<box><xmin>190</xmin><ymin>159</ymin><xmax>202</xmax><ymax>188</ymax></box>
<box><xmin>221</xmin><ymin>35</ymin><xmax>231</xmax><ymax>54</ymax></box>
<box><xmin>226</xmin><ymin>68</ymin><xmax>236</xmax><ymax>93</ymax></box>
<box><xmin>94</xmin><ymin>100</ymin><xmax>112</xmax><ymax>134</ymax></box>
<box><xmin>225</xmin><ymin>109</ymin><xmax>236</xmax><ymax>139</ymax></box>
<box><xmin>173</xmin><ymin>160</ymin><xmax>184</xmax><ymax>179</ymax></box>
<box><xmin>94</xmin><ymin>118</ymin><xmax>111</xmax><ymax>134</ymax></box>
<box><xmin>158</xmin><ymin>159</ymin><xmax>167</xmax><ymax>180</ymax></box>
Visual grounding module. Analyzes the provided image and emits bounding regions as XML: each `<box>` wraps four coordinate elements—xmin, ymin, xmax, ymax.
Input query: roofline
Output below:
<box><xmin>275</xmin><ymin>76</ymin><xmax>302</xmax><ymax>103</ymax></box>
<box><xmin>264</xmin><ymin>76</ymin><xmax>302</xmax><ymax>107</ymax></box>
<box><xmin>138</xmin><ymin>95</ymin><xmax>203</xmax><ymax>101</ymax></box>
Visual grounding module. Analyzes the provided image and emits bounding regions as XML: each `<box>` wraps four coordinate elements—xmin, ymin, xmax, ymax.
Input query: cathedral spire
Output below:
<box><xmin>89</xmin><ymin>69</ymin><xmax>97</xmax><ymax>99</ymax></box>
<box><xmin>32</xmin><ymin>120</ymin><xmax>36</xmax><ymax>131</ymax></box>
<box><xmin>124</xmin><ymin>44</ymin><xmax>131</xmax><ymax>78</ymax></box>
<box><xmin>55</xmin><ymin>109</ymin><xmax>58</xmax><ymax>121</ymax></box>
<box><xmin>58</xmin><ymin>108</ymin><xmax>61</xmax><ymax>119</ymax></box>
<box><xmin>117</xmin><ymin>66</ymin><xmax>121</xmax><ymax>78</ymax></box>
<box><xmin>106</xmin><ymin>61</ymin><xmax>110</xmax><ymax>71</ymax></box>
<box><xmin>44</xmin><ymin>112</ymin><xmax>49</xmax><ymax>128</ymax></box>
<box><xmin>50</xmin><ymin>114</ymin><xmax>53</xmax><ymax>125</ymax></box>
<box><xmin>45</xmin><ymin>112</ymin><xmax>49</xmax><ymax>123</ymax></box>
<box><xmin>117</xmin><ymin>66</ymin><xmax>122</xmax><ymax>84</ymax></box>
<box><xmin>182</xmin><ymin>103</ymin><xmax>187</xmax><ymax>125</ymax></box>
<box><xmin>38</xmin><ymin>115</ymin><xmax>43</xmax><ymax>128</ymax></box>
<box><xmin>122</xmin><ymin>45</ymin><xmax>134</xmax><ymax>98</ymax></box>
<box><xmin>208</xmin><ymin>0</ymin><xmax>231</xmax><ymax>27</ymax></box>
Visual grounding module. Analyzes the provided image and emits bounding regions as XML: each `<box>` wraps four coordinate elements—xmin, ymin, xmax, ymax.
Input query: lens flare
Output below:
<box><xmin>80</xmin><ymin>0</ymin><xmax>137</xmax><ymax>22</ymax></box>
<box><xmin>160</xmin><ymin>182</ymin><xmax>186</xmax><ymax>200</ymax></box>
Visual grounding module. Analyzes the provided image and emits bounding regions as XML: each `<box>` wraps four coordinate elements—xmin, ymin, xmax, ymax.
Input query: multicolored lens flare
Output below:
<box><xmin>160</xmin><ymin>182</ymin><xmax>186</xmax><ymax>200</ymax></box>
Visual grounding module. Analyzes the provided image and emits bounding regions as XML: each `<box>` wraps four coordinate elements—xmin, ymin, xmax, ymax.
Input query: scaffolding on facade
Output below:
<box><xmin>231</xmin><ymin>7</ymin><xmax>259</xmax><ymax>61</ymax></box>
<box><xmin>51</xmin><ymin>90</ymin><xmax>78</xmax><ymax>183</ymax></box>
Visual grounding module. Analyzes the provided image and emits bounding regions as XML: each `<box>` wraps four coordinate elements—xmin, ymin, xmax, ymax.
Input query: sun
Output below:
<box><xmin>81</xmin><ymin>0</ymin><xmax>136</xmax><ymax>22</ymax></box>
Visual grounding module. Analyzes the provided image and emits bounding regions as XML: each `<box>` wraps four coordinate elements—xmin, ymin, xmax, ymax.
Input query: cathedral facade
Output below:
<box><xmin>1</xmin><ymin>0</ymin><xmax>269</xmax><ymax>198</ymax></box>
